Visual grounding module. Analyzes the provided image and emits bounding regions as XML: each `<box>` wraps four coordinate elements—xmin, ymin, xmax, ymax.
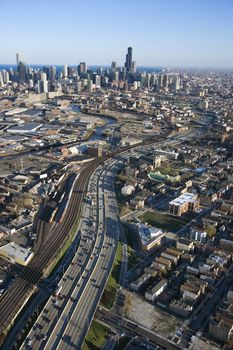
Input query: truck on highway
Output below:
<box><xmin>54</xmin><ymin>285</ymin><xmax>62</xmax><ymax>297</ymax></box>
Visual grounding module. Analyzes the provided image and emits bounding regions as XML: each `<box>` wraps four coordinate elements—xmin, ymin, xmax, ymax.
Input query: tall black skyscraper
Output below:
<box><xmin>125</xmin><ymin>46</ymin><xmax>133</xmax><ymax>72</ymax></box>
<box><xmin>18</xmin><ymin>61</ymin><xmax>27</xmax><ymax>83</ymax></box>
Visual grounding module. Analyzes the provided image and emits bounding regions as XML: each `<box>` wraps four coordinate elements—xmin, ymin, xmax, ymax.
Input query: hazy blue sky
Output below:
<box><xmin>1</xmin><ymin>0</ymin><xmax>233</xmax><ymax>68</ymax></box>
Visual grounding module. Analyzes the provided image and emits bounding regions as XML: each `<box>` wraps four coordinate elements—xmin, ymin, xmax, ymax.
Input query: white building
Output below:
<box><xmin>169</xmin><ymin>193</ymin><xmax>199</xmax><ymax>216</ymax></box>
<box><xmin>145</xmin><ymin>279</ymin><xmax>168</xmax><ymax>302</ymax></box>
<box><xmin>137</xmin><ymin>223</ymin><xmax>165</xmax><ymax>251</ymax></box>
<box><xmin>0</xmin><ymin>242</ymin><xmax>33</xmax><ymax>266</ymax></box>
<box><xmin>121</xmin><ymin>185</ymin><xmax>135</xmax><ymax>196</ymax></box>
<box><xmin>7</xmin><ymin>123</ymin><xmax>43</xmax><ymax>134</ymax></box>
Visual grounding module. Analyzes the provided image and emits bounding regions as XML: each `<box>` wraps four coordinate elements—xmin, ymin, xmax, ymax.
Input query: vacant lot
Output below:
<box><xmin>141</xmin><ymin>210</ymin><xmax>190</xmax><ymax>232</ymax></box>
<box><xmin>129</xmin><ymin>294</ymin><xmax>181</xmax><ymax>338</ymax></box>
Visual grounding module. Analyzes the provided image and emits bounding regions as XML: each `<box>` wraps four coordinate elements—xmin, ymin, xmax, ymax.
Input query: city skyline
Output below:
<box><xmin>1</xmin><ymin>0</ymin><xmax>233</xmax><ymax>68</ymax></box>
<box><xmin>0</xmin><ymin>2</ymin><xmax>233</xmax><ymax>348</ymax></box>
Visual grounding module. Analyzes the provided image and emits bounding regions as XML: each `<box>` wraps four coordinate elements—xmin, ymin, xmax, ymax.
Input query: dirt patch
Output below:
<box><xmin>128</xmin><ymin>293</ymin><xmax>181</xmax><ymax>338</ymax></box>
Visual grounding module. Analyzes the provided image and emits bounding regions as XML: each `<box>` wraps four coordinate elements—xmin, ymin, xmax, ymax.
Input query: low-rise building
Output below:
<box><xmin>190</xmin><ymin>227</ymin><xmax>207</xmax><ymax>243</ymax></box>
<box><xmin>145</xmin><ymin>279</ymin><xmax>168</xmax><ymax>302</ymax></box>
<box><xmin>177</xmin><ymin>238</ymin><xmax>194</xmax><ymax>252</ymax></box>
<box><xmin>209</xmin><ymin>319</ymin><xmax>233</xmax><ymax>343</ymax></box>
<box><xmin>169</xmin><ymin>299</ymin><xmax>193</xmax><ymax>317</ymax></box>
<box><xmin>155</xmin><ymin>256</ymin><xmax>172</xmax><ymax>270</ymax></box>
<box><xmin>7</xmin><ymin>123</ymin><xmax>43</xmax><ymax>134</ymax></box>
<box><xmin>169</xmin><ymin>192</ymin><xmax>199</xmax><ymax>216</ymax></box>
<box><xmin>121</xmin><ymin>184</ymin><xmax>135</xmax><ymax>196</ymax></box>
<box><xmin>0</xmin><ymin>242</ymin><xmax>33</xmax><ymax>266</ymax></box>
<box><xmin>137</xmin><ymin>223</ymin><xmax>165</xmax><ymax>251</ymax></box>
<box><xmin>87</xmin><ymin>145</ymin><xmax>102</xmax><ymax>158</ymax></box>
<box><xmin>161</xmin><ymin>252</ymin><xmax>178</xmax><ymax>265</ymax></box>
<box><xmin>130</xmin><ymin>273</ymin><xmax>152</xmax><ymax>292</ymax></box>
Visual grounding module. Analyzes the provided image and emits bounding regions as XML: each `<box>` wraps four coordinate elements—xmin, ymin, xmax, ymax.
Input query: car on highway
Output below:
<box><xmin>26</xmin><ymin>338</ymin><xmax>32</xmax><ymax>346</ymax></box>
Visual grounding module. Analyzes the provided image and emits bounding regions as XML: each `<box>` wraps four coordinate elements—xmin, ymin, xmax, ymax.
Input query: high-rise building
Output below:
<box><xmin>174</xmin><ymin>75</ymin><xmax>180</xmax><ymax>90</ymax></box>
<box><xmin>146</xmin><ymin>73</ymin><xmax>151</xmax><ymax>89</ymax></box>
<box><xmin>125</xmin><ymin>46</ymin><xmax>133</xmax><ymax>72</ymax></box>
<box><xmin>113</xmin><ymin>71</ymin><xmax>119</xmax><ymax>83</ymax></box>
<box><xmin>95</xmin><ymin>75</ymin><xmax>101</xmax><ymax>88</ymax></box>
<box><xmin>16</xmin><ymin>53</ymin><xmax>23</xmax><ymax>65</ymax></box>
<box><xmin>111</xmin><ymin>61</ymin><xmax>117</xmax><ymax>68</ymax></box>
<box><xmin>130</xmin><ymin>61</ymin><xmax>136</xmax><ymax>74</ymax></box>
<box><xmin>40</xmin><ymin>71</ymin><xmax>47</xmax><ymax>81</ymax></box>
<box><xmin>87</xmin><ymin>79</ymin><xmax>93</xmax><ymax>93</ymax></box>
<box><xmin>50</xmin><ymin>66</ymin><xmax>56</xmax><ymax>81</ymax></box>
<box><xmin>1</xmin><ymin>70</ymin><xmax>10</xmax><ymax>84</ymax></box>
<box><xmin>163</xmin><ymin>74</ymin><xmax>169</xmax><ymax>88</ymax></box>
<box><xmin>18</xmin><ymin>61</ymin><xmax>27</xmax><ymax>83</ymax></box>
<box><xmin>37</xmin><ymin>79</ymin><xmax>48</xmax><ymax>93</ymax></box>
<box><xmin>16</xmin><ymin>52</ymin><xmax>27</xmax><ymax>83</ymax></box>
<box><xmin>78</xmin><ymin>62</ymin><xmax>87</xmax><ymax>75</ymax></box>
<box><xmin>43</xmin><ymin>66</ymin><xmax>50</xmax><ymax>79</ymax></box>
<box><xmin>121</xmin><ymin>67</ymin><xmax>127</xmax><ymax>81</ymax></box>
<box><xmin>158</xmin><ymin>74</ymin><xmax>163</xmax><ymax>89</ymax></box>
<box><xmin>111</xmin><ymin>61</ymin><xmax>117</xmax><ymax>72</ymax></box>
<box><xmin>0</xmin><ymin>72</ymin><xmax>4</xmax><ymax>87</ymax></box>
<box><xmin>29</xmin><ymin>79</ymin><xmax>34</xmax><ymax>89</ymax></box>
<box><xmin>63</xmin><ymin>65</ymin><xmax>68</xmax><ymax>78</ymax></box>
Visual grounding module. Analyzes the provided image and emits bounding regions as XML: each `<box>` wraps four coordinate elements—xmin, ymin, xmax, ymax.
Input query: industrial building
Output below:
<box><xmin>7</xmin><ymin>123</ymin><xmax>43</xmax><ymax>134</ymax></box>
<box><xmin>0</xmin><ymin>242</ymin><xmax>33</xmax><ymax>266</ymax></box>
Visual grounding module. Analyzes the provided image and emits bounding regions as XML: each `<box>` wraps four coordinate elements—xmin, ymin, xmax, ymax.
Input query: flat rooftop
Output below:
<box><xmin>7</xmin><ymin>123</ymin><xmax>43</xmax><ymax>133</ymax></box>
<box><xmin>137</xmin><ymin>223</ymin><xmax>164</xmax><ymax>245</ymax></box>
<box><xmin>0</xmin><ymin>242</ymin><xmax>33</xmax><ymax>266</ymax></box>
<box><xmin>169</xmin><ymin>192</ymin><xmax>197</xmax><ymax>206</ymax></box>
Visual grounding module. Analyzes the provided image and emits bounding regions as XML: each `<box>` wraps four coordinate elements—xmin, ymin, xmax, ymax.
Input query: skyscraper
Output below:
<box><xmin>87</xmin><ymin>79</ymin><xmax>93</xmax><ymax>93</ymax></box>
<box><xmin>16</xmin><ymin>52</ymin><xmax>27</xmax><ymax>83</ymax></box>
<box><xmin>111</xmin><ymin>61</ymin><xmax>117</xmax><ymax>72</ymax></box>
<box><xmin>0</xmin><ymin>72</ymin><xmax>4</xmax><ymax>88</ymax></box>
<box><xmin>50</xmin><ymin>66</ymin><xmax>56</xmax><ymax>81</ymax></box>
<box><xmin>95</xmin><ymin>75</ymin><xmax>101</xmax><ymax>88</ymax></box>
<box><xmin>125</xmin><ymin>46</ymin><xmax>133</xmax><ymax>72</ymax></box>
<box><xmin>63</xmin><ymin>65</ymin><xmax>68</xmax><ymax>78</ymax></box>
<box><xmin>18</xmin><ymin>61</ymin><xmax>27</xmax><ymax>83</ymax></box>
<box><xmin>78</xmin><ymin>62</ymin><xmax>87</xmax><ymax>75</ymax></box>
<box><xmin>130</xmin><ymin>61</ymin><xmax>136</xmax><ymax>74</ymax></box>
<box><xmin>16</xmin><ymin>53</ymin><xmax>23</xmax><ymax>65</ymax></box>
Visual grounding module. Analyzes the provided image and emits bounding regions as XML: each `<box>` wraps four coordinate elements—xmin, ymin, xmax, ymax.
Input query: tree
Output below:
<box><xmin>205</xmin><ymin>224</ymin><xmax>217</xmax><ymax>237</ymax></box>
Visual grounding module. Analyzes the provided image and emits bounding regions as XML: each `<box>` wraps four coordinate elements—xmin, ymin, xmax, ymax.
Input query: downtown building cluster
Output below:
<box><xmin>0</xmin><ymin>47</ymin><xmax>182</xmax><ymax>95</ymax></box>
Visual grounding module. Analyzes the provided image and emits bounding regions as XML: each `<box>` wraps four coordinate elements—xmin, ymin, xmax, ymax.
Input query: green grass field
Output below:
<box><xmin>100</xmin><ymin>241</ymin><xmax>123</xmax><ymax>309</ymax></box>
<box><xmin>141</xmin><ymin>210</ymin><xmax>190</xmax><ymax>232</ymax></box>
<box><xmin>82</xmin><ymin>320</ymin><xmax>109</xmax><ymax>350</ymax></box>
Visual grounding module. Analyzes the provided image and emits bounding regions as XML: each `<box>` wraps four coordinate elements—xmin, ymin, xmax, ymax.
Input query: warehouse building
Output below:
<box><xmin>0</xmin><ymin>242</ymin><xmax>33</xmax><ymax>266</ymax></box>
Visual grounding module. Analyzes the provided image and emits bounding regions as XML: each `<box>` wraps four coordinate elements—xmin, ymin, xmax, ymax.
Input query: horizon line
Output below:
<box><xmin>0</xmin><ymin>63</ymin><xmax>233</xmax><ymax>71</ymax></box>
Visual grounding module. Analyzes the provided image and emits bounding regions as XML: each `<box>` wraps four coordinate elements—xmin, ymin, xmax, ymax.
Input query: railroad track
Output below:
<box><xmin>0</xmin><ymin>161</ymin><xmax>98</xmax><ymax>340</ymax></box>
<box><xmin>0</xmin><ymin>131</ymin><xmax>172</xmax><ymax>341</ymax></box>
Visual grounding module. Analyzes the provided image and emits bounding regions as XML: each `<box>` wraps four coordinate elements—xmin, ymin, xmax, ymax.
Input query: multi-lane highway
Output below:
<box><xmin>20</xmin><ymin>157</ymin><xmax>123</xmax><ymax>349</ymax></box>
<box><xmin>18</xmin><ymin>127</ymin><xmax>205</xmax><ymax>349</ymax></box>
<box><xmin>0</xmin><ymin>123</ymin><xmax>207</xmax><ymax>347</ymax></box>
<box><xmin>0</xmin><ymin>125</ymin><xmax>173</xmax><ymax>343</ymax></box>
<box><xmin>0</xmin><ymin>159</ymin><xmax>102</xmax><ymax>343</ymax></box>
